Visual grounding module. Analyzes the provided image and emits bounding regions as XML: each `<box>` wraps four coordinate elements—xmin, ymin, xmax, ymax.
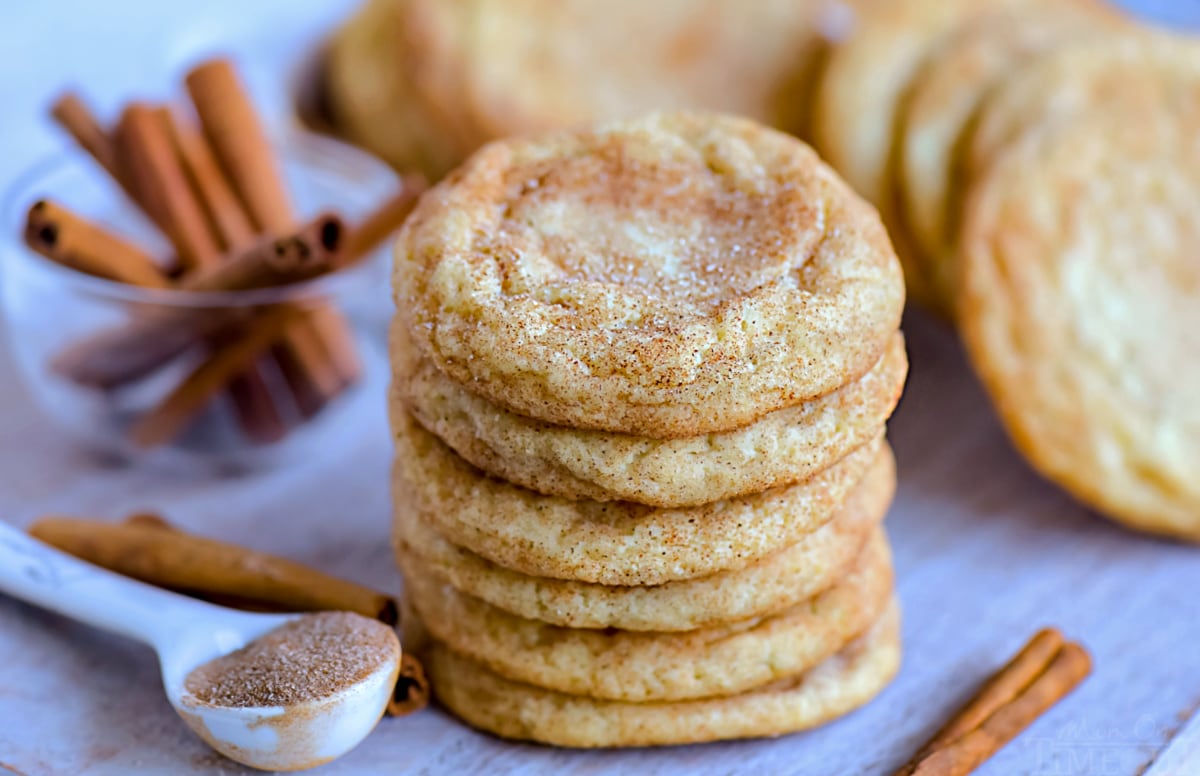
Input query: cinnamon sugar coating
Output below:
<box><xmin>394</xmin><ymin>111</ymin><xmax>903</xmax><ymax>437</ymax></box>
<box><xmin>183</xmin><ymin>612</ymin><xmax>399</xmax><ymax>708</ymax></box>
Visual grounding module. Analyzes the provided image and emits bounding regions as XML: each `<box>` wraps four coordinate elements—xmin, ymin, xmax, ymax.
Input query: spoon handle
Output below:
<box><xmin>0</xmin><ymin>521</ymin><xmax>225</xmax><ymax>647</ymax></box>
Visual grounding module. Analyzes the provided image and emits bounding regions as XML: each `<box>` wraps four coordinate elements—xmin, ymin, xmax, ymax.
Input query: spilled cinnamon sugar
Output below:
<box><xmin>184</xmin><ymin>611</ymin><xmax>398</xmax><ymax>707</ymax></box>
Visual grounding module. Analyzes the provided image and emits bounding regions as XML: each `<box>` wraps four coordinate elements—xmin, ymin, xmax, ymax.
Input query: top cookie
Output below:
<box><xmin>394</xmin><ymin>111</ymin><xmax>904</xmax><ymax>437</ymax></box>
<box><xmin>957</xmin><ymin>40</ymin><xmax>1200</xmax><ymax>539</ymax></box>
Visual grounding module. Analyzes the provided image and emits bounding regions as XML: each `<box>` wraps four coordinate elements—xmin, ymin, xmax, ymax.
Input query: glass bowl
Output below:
<box><xmin>1</xmin><ymin>131</ymin><xmax>398</xmax><ymax>472</ymax></box>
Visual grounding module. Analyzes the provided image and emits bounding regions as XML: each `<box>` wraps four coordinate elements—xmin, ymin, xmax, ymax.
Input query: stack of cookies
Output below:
<box><xmin>390</xmin><ymin>112</ymin><xmax>908</xmax><ymax>746</ymax></box>
<box><xmin>813</xmin><ymin>0</ymin><xmax>1200</xmax><ymax>540</ymax></box>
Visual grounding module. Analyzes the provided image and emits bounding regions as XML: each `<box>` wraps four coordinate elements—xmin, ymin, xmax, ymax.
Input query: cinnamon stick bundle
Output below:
<box><xmin>50</xmin><ymin>94</ymin><xmax>288</xmax><ymax>445</ymax></box>
<box><xmin>28</xmin><ymin>515</ymin><xmax>398</xmax><ymax>625</ymax></box>
<box><xmin>51</xmin><ymin>213</ymin><xmax>345</xmax><ymax>389</ymax></box>
<box><xmin>40</xmin><ymin>59</ymin><xmax>389</xmax><ymax>451</ymax></box>
<box><xmin>894</xmin><ymin>629</ymin><xmax>1091</xmax><ymax>776</ymax></box>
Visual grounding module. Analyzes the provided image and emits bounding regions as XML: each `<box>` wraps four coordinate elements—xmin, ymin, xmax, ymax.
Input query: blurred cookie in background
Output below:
<box><xmin>956</xmin><ymin>34</ymin><xmax>1200</xmax><ymax>541</ymax></box>
<box><xmin>317</xmin><ymin>0</ymin><xmax>859</xmax><ymax>179</ymax></box>
<box><xmin>894</xmin><ymin>3</ymin><xmax>1126</xmax><ymax>315</ymax></box>
<box><xmin>809</xmin><ymin>0</ymin><xmax>1124</xmax><ymax>309</ymax></box>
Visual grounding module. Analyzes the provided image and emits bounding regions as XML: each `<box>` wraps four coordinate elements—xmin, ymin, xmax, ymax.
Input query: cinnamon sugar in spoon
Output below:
<box><xmin>0</xmin><ymin>523</ymin><xmax>400</xmax><ymax>771</ymax></box>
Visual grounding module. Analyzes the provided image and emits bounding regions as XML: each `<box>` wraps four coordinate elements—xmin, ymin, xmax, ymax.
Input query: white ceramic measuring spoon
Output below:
<box><xmin>0</xmin><ymin>522</ymin><xmax>400</xmax><ymax>771</ymax></box>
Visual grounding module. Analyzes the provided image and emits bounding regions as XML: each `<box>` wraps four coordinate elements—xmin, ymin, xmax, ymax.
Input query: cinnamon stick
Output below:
<box><xmin>49</xmin><ymin>92</ymin><xmax>163</xmax><ymax>226</ymax></box>
<box><xmin>28</xmin><ymin>515</ymin><xmax>399</xmax><ymax>625</ymax></box>
<box><xmin>52</xmin><ymin>213</ymin><xmax>345</xmax><ymax>389</ymax></box>
<box><xmin>273</xmin><ymin>315</ymin><xmax>349</xmax><ymax>418</ymax></box>
<box><xmin>117</xmin><ymin>513</ymin><xmax>301</xmax><ymax>609</ymax></box>
<box><xmin>129</xmin><ymin>305</ymin><xmax>301</xmax><ymax>447</ymax></box>
<box><xmin>344</xmin><ymin>176</ymin><xmax>428</xmax><ymax>262</ymax></box>
<box><xmin>184</xmin><ymin>213</ymin><xmax>344</xmax><ymax>292</ymax></box>
<box><xmin>387</xmin><ymin>653</ymin><xmax>431</xmax><ymax>717</ymax></box>
<box><xmin>49</xmin><ymin>93</ymin><xmax>121</xmax><ymax>184</ymax></box>
<box><xmin>225</xmin><ymin>368</ymin><xmax>289</xmax><ymax>445</ymax></box>
<box><xmin>895</xmin><ymin>631</ymin><xmax>1091</xmax><ymax>776</ymax></box>
<box><xmin>24</xmin><ymin>200</ymin><xmax>169</xmax><ymax>287</ymax></box>
<box><xmin>298</xmin><ymin>306</ymin><xmax>362</xmax><ymax>388</ymax></box>
<box><xmin>917</xmin><ymin>629</ymin><xmax>1065</xmax><ymax>756</ymax></box>
<box><xmin>118</xmin><ymin>514</ymin><xmax>387</xmax><ymax>614</ymax></box>
<box><xmin>114</xmin><ymin>104</ymin><xmax>222</xmax><ymax>273</ymax></box>
<box><xmin>186</xmin><ymin>59</ymin><xmax>292</xmax><ymax>233</ymax></box>
<box><xmin>160</xmin><ymin>107</ymin><xmax>255</xmax><ymax>253</ymax></box>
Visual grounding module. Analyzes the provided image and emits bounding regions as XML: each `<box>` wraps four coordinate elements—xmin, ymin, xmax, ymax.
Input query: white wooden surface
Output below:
<box><xmin>1</xmin><ymin>3</ymin><xmax>1198</xmax><ymax>774</ymax></box>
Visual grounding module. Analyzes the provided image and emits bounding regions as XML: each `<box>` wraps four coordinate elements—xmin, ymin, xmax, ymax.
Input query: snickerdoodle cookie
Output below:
<box><xmin>456</xmin><ymin>0</ymin><xmax>840</xmax><ymax>141</ymax></box>
<box><xmin>415</xmin><ymin>602</ymin><xmax>901</xmax><ymax>747</ymax></box>
<box><xmin>393</xmin><ymin>324</ymin><xmax>905</xmax><ymax>506</ymax></box>
<box><xmin>324</xmin><ymin>0</ymin><xmax>468</xmax><ymax>179</ymax></box>
<box><xmin>392</xmin><ymin>411</ymin><xmax>885</xmax><ymax>585</ymax></box>
<box><xmin>811</xmin><ymin>0</ymin><xmax>1108</xmax><ymax>307</ymax></box>
<box><xmin>813</xmin><ymin>0</ymin><xmax>1100</xmax><ymax>206</ymax></box>
<box><xmin>393</xmin><ymin>111</ymin><xmax>903</xmax><ymax>438</ymax></box>
<box><xmin>896</xmin><ymin>5</ymin><xmax>1124</xmax><ymax>313</ymax></box>
<box><xmin>402</xmin><ymin>530</ymin><xmax>891</xmax><ymax>702</ymax></box>
<box><xmin>958</xmin><ymin>53</ymin><xmax>1200</xmax><ymax>539</ymax></box>
<box><xmin>324</xmin><ymin>0</ymin><xmax>854</xmax><ymax>174</ymax></box>
<box><xmin>962</xmin><ymin>34</ymin><xmax>1191</xmax><ymax>183</ymax></box>
<box><xmin>394</xmin><ymin>444</ymin><xmax>894</xmax><ymax>631</ymax></box>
